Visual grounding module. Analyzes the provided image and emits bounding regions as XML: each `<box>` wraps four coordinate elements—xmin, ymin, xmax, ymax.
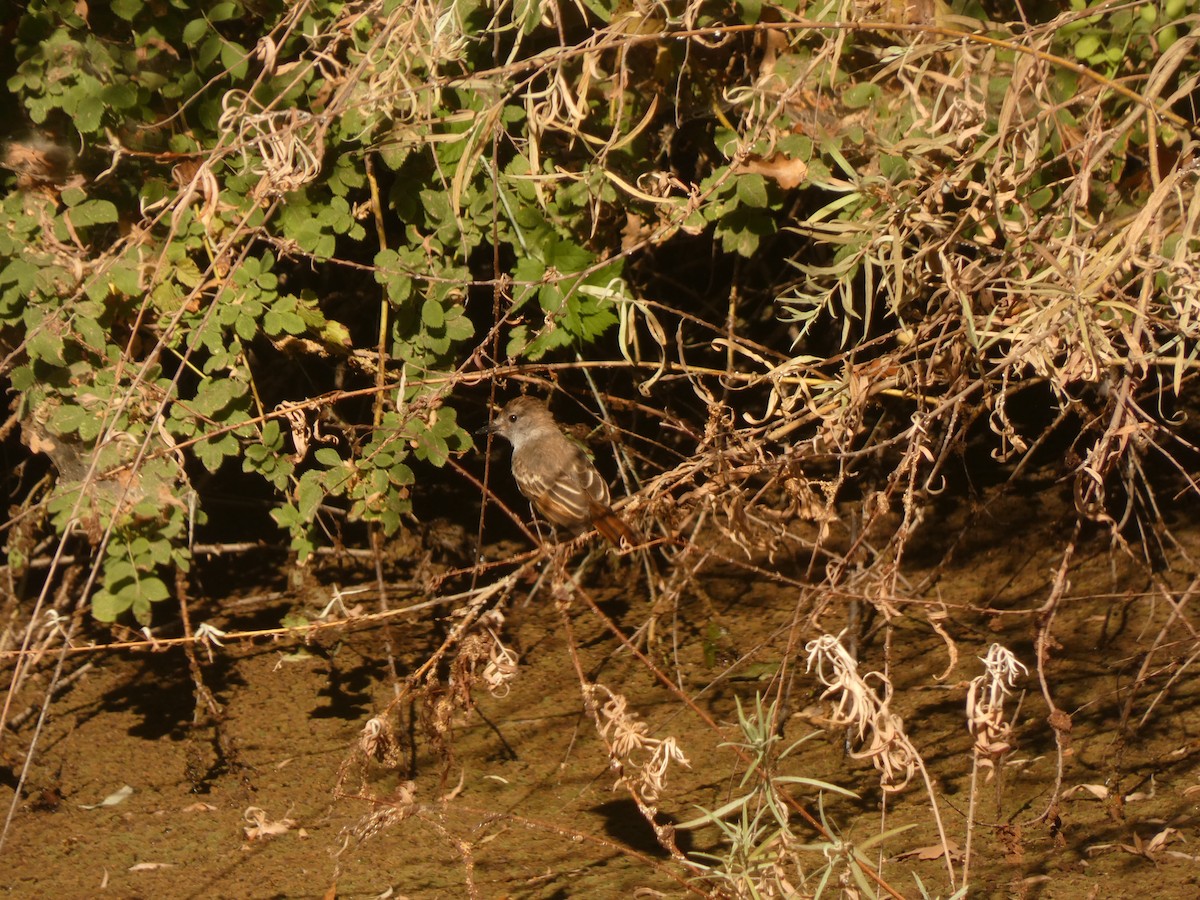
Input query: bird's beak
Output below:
<box><xmin>474</xmin><ymin>420</ymin><xmax>497</xmax><ymax>437</ymax></box>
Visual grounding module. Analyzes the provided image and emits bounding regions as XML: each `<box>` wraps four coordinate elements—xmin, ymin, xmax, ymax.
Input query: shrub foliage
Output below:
<box><xmin>2</xmin><ymin>0</ymin><xmax>1199</xmax><ymax>622</ymax></box>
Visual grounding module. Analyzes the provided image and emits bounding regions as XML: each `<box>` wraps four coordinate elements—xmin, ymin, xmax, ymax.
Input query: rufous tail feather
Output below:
<box><xmin>592</xmin><ymin>509</ymin><xmax>639</xmax><ymax>547</ymax></box>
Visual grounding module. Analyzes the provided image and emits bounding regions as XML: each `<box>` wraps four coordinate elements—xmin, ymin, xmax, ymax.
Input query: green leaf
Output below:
<box><xmin>182</xmin><ymin>18</ymin><xmax>208</xmax><ymax>44</ymax></box>
<box><xmin>233</xmin><ymin>309</ymin><xmax>257</xmax><ymax>341</ymax></box>
<box><xmin>92</xmin><ymin>588</ymin><xmax>131</xmax><ymax>622</ymax></box>
<box><xmin>271</xmin><ymin>503</ymin><xmax>302</xmax><ymax>529</ymax></box>
<box><xmin>102</xmin><ymin>82</ymin><xmax>138</xmax><ymax>110</ymax></box>
<box><xmin>443</xmin><ymin>308</ymin><xmax>474</xmax><ymax>341</ymax></box>
<box><xmin>315</xmin><ymin>447</ymin><xmax>342</xmax><ymax>467</ymax></box>
<box><xmin>137</xmin><ymin>577</ymin><xmax>171</xmax><ymax>604</ymax></box>
<box><xmin>260</xmin><ymin>419</ymin><xmax>282</xmax><ymax>448</ymax></box>
<box><xmin>27</xmin><ymin>328</ymin><xmax>66</xmax><ymax>364</ymax></box>
<box><xmin>421</xmin><ymin>298</ymin><xmax>446</xmax><ymax>328</ymax></box>
<box><xmin>194</xmin><ymin>431</ymin><xmax>240</xmax><ymax>472</ymax></box>
<box><xmin>1158</xmin><ymin>24</ymin><xmax>1179</xmax><ymax>52</ymax></box>
<box><xmin>131</xmin><ymin>597</ymin><xmax>153</xmax><ymax>625</ymax></box>
<box><xmin>9</xmin><ymin>365</ymin><xmax>33</xmax><ymax>392</ymax></box>
<box><xmin>47</xmin><ymin>404</ymin><xmax>89</xmax><ymax>437</ymax></box>
<box><xmin>716</xmin><ymin>206</ymin><xmax>774</xmax><ymax>258</ymax></box>
<box><xmin>1073</xmin><ymin>34</ymin><xmax>1102</xmax><ymax>59</ymax></box>
<box><xmin>193</xmin><ymin>377</ymin><xmax>247</xmax><ymax>416</ymax></box>
<box><xmin>74</xmin><ymin>101</ymin><xmax>104</xmax><ymax>134</ymax></box>
<box><xmin>378</xmin><ymin>141</ymin><xmax>409</xmax><ymax>170</ymax></box>
<box><xmin>538</xmin><ymin>283</ymin><xmax>565</xmax><ymax>314</ymax></box>
<box><xmin>879</xmin><ymin>154</ymin><xmax>910</xmax><ymax>182</ymax></box>
<box><xmin>324</xmin><ymin>460</ymin><xmax>356</xmax><ymax>493</ymax></box>
<box><xmin>61</xmin><ymin>186</ymin><xmax>87</xmax><ymax>207</ymax></box>
<box><xmin>77</xmin><ymin>410</ymin><xmax>105</xmax><ymax>442</ymax></box>
<box><xmin>220</xmin><ymin>40</ymin><xmax>249</xmax><ymax>79</ymax></box>
<box><xmin>69</xmin><ymin>200</ymin><xmax>119</xmax><ymax>227</ymax></box>
<box><xmin>543</xmin><ymin>237</ymin><xmax>592</xmax><ymax>272</ymax></box>
<box><xmin>842</xmin><ymin>82</ymin><xmax>881</xmax><ymax>109</ymax></box>
<box><xmin>737</xmin><ymin>174</ymin><xmax>769</xmax><ymax>208</ymax></box>
<box><xmin>412</xmin><ymin>426</ymin><xmax>449</xmax><ymax>466</ymax></box>
<box><xmin>209</xmin><ymin>2</ymin><xmax>240</xmax><ymax>23</ymax></box>
<box><xmin>263</xmin><ymin>306</ymin><xmax>306</xmax><ymax>336</ymax></box>
<box><xmin>1028</xmin><ymin>187</ymin><xmax>1055</xmax><ymax>210</ymax></box>
<box><xmin>320</xmin><ymin>319</ymin><xmax>352</xmax><ymax>348</ymax></box>
<box><xmin>105</xmin><ymin>560</ymin><xmax>139</xmax><ymax>586</ymax></box>
<box><xmin>738</xmin><ymin>0</ymin><xmax>762</xmax><ymax>22</ymax></box>
<box><xmin>296</xmin><ymin>471</ymin><xmax>327</xmax><ymax>520</ymax></box>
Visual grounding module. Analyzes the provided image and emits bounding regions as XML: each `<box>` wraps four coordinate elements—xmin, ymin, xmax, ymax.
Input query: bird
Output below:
<box><xmin>479</xmin><ymin>396</ymin><xmax>639</xmax><ymax>546</ymax></box>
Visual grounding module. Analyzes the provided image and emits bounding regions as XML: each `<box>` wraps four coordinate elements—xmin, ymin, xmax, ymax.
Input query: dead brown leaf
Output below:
<box><xmin>893</xmin><ymin>838</ymin><xmax>962</xmax><ymax>862</ymax></box>
<box><xmin>739</xmin><ymin>153</ymin><xmax>808</xmax><ymax>190</ymax></box>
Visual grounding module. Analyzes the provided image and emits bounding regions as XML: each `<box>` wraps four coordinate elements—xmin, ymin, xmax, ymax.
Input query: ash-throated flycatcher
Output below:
<box><xmin>480</xmin><ymin>396</ymin><xmax>639</xmax><ymax>546</ymax></box>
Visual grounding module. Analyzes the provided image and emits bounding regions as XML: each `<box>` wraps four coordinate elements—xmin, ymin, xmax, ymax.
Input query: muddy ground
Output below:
<box><xmin>3</xmin><ymin>480</ymin><xmax>1200</xmax><ymax>899</ymax></box>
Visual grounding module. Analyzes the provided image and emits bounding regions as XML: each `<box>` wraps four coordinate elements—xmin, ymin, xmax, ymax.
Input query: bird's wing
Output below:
<box><xmin>519</xmin><ymin>446</ymin><xmax>610</xmax><ymax>530</ymax></box>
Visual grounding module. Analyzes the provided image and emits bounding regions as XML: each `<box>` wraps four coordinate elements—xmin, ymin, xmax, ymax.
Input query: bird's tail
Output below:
<box><xmin>591</xmin><ymin>506</ymin><xmax>640</xmax><ymax>547</ymax></box>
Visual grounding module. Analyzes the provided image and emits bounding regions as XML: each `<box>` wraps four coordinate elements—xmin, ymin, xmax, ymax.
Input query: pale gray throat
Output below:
<box><xmin>503</xmin><ymin>427</ymin><xmax>530</xmax><ymax>452</ymax></box>
<box><xmin>506</xmin><ymin>423</ymin><xmax>554</xmax><ymax>454</ymax></box>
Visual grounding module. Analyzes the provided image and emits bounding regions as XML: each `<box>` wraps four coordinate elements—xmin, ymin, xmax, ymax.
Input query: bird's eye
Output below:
<box><xmin>508</xmin><ymin>414</ymin><xmax>518</xmax><ymax>422</ymax></box>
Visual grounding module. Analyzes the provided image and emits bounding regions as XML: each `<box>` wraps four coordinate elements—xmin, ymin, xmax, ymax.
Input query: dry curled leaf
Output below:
<box><xmin>1064</xmin><ymin>783</ymin><xmax>1108</xmax><ymax>801</ymax></box>
<box><xmin>739</xmin><ymin>153</ymin><xmax>808</xmax><ymax>189</ymax></box>
<box><xmin>79</xmin><ymin>785</ymin><xmax>134</xmax><ymax>810</ymax></box>
<box><xmin>182</xmin><ymin>802</ymin><xmax>217</xmax><ymax>813</ymax></box>
<box><xmin>894</xmin><ymin>839</ymin><xmax>962</xmax><ymax>862</ymax></box>
<box><xmin>243</xmin><ymin>806</ymin><xmax>297</xmax><ymax>841</ymax></box>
